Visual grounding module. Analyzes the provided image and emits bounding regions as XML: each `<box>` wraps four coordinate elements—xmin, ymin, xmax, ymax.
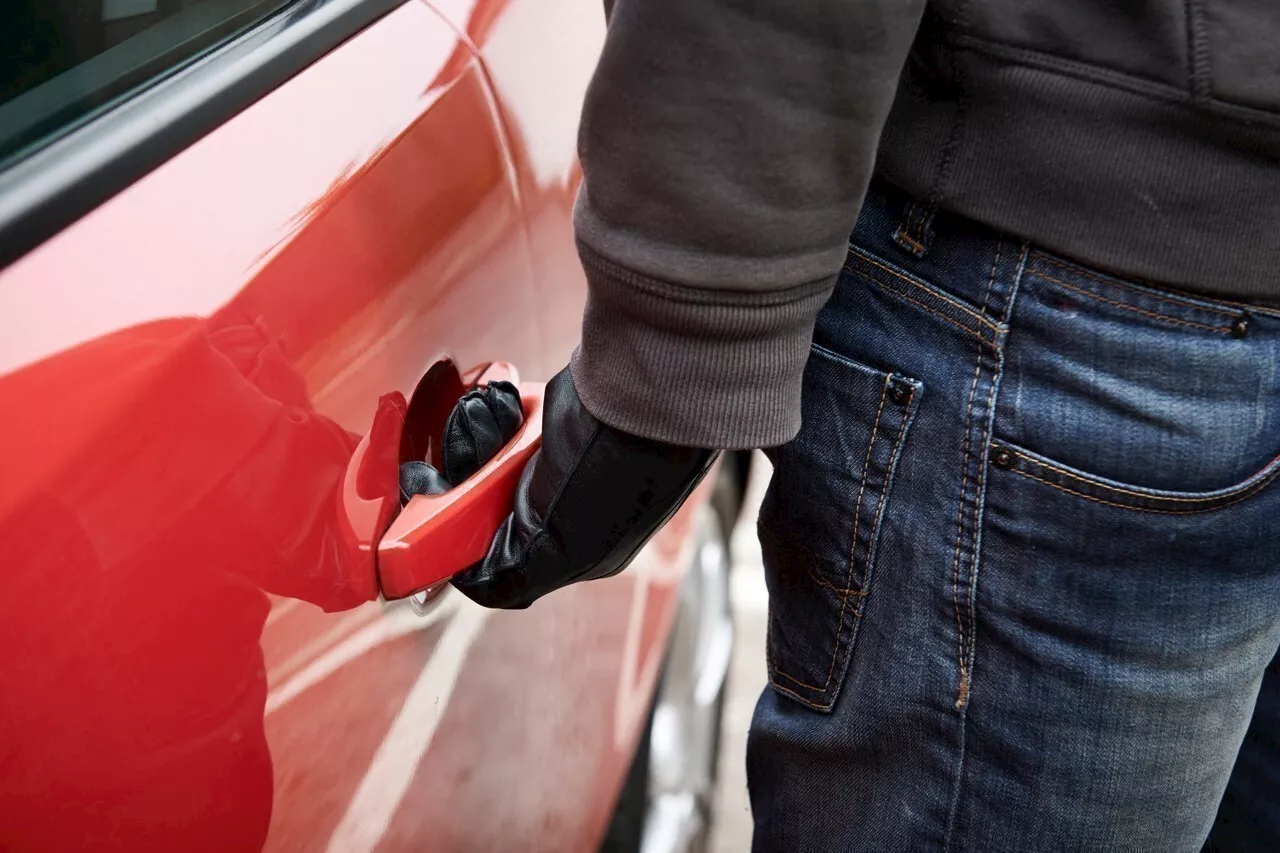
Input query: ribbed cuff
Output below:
<box><xmin>570</xmin><ymin>242</ymin><xmax>834</xmax><ymax>450</ymax></box>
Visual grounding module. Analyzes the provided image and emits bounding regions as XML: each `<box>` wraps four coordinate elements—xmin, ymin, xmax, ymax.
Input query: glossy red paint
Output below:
<box><xmin>0</xmin><ymin>1</ymin><xmax>695</xmax><ymax>851</ymax></box>
<box><xmin>439</xmin><ymin>2</ymin><xmax>684</xmax><ymax>844</ymax></box>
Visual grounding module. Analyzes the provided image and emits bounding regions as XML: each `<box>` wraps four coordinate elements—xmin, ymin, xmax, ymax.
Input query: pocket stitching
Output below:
<box><xmin>771</xmin><ymin>375</ymin><xmax>892</xmax><ymax>695</ymax></box>
<box><xmin>844</xmin><ymin>262</ymin><xmax>995</xmax><ymax>345</ymax></box>
<box><xmin>1006</xmin><ymin>466</ymin><xmax>1280</xmax><ymax>515</ymax></box>
<box><xmin>809</xmin><ymin>342</ymin><xmax>887</xmax><ymax>376</ymax></box>
<box><xmin>999</xmin><ymin>444</ymin><xmax>1280</xmax><ymax>514</ymax></box>
<box><xmin>769</xmin><ymin>677</ymin><xmax>835</xmax><ymax>712</ymax></box>
<box><xmin>1033</xmin><ymin>272</ymin><xmax>1230</xmax><ymax>334</ymax></box>
<box><xmin>1011</xmin><ymin>446</ymin><xmax>1280</xmax><ymax>502</ymax></box>
<box><xmin>1038</xmin><ymin>256</ymin><xmax>1280</xmax><ymax>320</ymax></box>
<box><xmin>847</xmin><ymin>248</ymin><xmax>1002</xmax><ymax>333</ymax></box>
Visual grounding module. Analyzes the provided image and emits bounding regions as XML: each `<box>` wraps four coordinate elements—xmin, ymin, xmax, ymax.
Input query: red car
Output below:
<box><xmin>0</xmin><ymin>1</ymin><xmax>742</xmax><ymax>850</ymax></box>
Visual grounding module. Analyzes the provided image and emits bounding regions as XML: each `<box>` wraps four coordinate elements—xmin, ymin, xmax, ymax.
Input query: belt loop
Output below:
<box><xmin>893</xmin><ymin>201</ymin><xmax>937</xmax><ymax>258</ymax></box>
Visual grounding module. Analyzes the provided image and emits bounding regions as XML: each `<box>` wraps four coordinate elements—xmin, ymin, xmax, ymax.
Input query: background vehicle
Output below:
<box><xmin>0</xmin><ymin>1</ymin><xmax>737</xmax><ymax>850</ymax></box>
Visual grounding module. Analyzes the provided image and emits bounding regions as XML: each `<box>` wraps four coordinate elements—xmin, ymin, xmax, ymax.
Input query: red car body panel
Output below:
<box><xmin>0</xmin><ymin>2</ymin><xmax>695</xmax><ymax>850</ymax></box>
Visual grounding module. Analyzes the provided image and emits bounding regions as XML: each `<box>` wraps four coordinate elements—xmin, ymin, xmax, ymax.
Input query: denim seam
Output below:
<box><xmin>965</xmin><ymin>246</ymin><xmax>1021</xmax><ymax>705</ymax></box>
<box><xmin>965</xmin><ymin>355</ymin><xmax>1003</xmax><ymax>683</ymax></box>
<box><xmin>1033</xmin><ymin>272</ymin><xmax>1230</xmax><ymax>333</ymax></box>
<box><xmin>895</xmin><ymin>201</ymin><xmax>927</xmax><ymax>255</ymax></box>
<box><xmin>1041</xmin><ymin>258</ymin><xmax>1235</xmax><ymax>316</ymax></box>
<box><xmin>949</xmin><ymin>238</ymin><xmax>1000</xmax><ymax>713</ymax></box>
<box><xmin>951</xmin><ymin>360</ymin><xmax>984</xmax><ymax>710</ymax></box>
<box><xmin>1036</xmin><ymin>256</ymin><xmax>1280</xmax><ymax>320</ymax></box>
<box><xmin>848</xmin><ymin>249</ymin><xmax>1003</xmax><ymax>332</ymax></box>
<box><xmin>896</xmin><ymin>227</ymin><xmax>928</xmax><ymax>255</ymax></box>
<box><xmin>771</xmin><ymin>377</ymin><xmax>891</xmax><ymax>695</ymax></box>
<box><xmin>863</xmin><ymin>275</ymin><xmax>992</xmax><ymax>343</ymax></box>
<box><xmin>845</xmin><ymin>260</ymin><xmax>1000</xmax><ymax>347</ymax></box>
<box><xmin>1004</xmin><ymin>468</ymin><xmax>1279</xmax><ymax>514</ymax></box>
<box><xmin>952</xmin><ymin>239</ymin><xmax>998</xmax><ymax>712</ymax></box>
<box><xmin>944</xmin><ymin>242</ymin><xmax>1024</xmax><ymax>853</ymax></box>
<box><xmin>943</xmin><ymin>315</ymin><xmax>991</xmax><ymax>853</ymax></box>
<box><xmin>1005</xmin><ymin>458</ymin><xmax>1280</xmax><ymax>515</ymax></box>
<box><xmin>944</xmin><ymin>358</ymin><xmax>990</xmax><ymax>853</ymax></box>
<box><xmin>1008</xmin><ymin>447</ymin><xmax>1280</xmax><ymax>503</ymax></box>
<box><xmin>801</xmin><ymin>562</ymin><xmax>872</xmax><ymax>599</ymax></box>
<box><xmin>768</xmin><ymin>679</ymin><xmax>833</xmax><ymax>711</ymax></box>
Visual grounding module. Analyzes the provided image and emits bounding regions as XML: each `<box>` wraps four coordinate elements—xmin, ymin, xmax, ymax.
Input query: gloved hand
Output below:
<box><xmin>445</xmin><ymin>366</ymin><xmax>717</xmax><ymax>609</ymax></box>
<box><xmin>398</xmin><ymin>379</ymin><xmax>524</xmax><ymax>502</ymax></box>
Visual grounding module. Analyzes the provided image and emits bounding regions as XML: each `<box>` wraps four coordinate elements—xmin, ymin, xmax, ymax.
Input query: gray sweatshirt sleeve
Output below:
<box><xmin>569</xmin><ymin>0</ymin><xmax>926</xmax><ymax>449</ymax></box>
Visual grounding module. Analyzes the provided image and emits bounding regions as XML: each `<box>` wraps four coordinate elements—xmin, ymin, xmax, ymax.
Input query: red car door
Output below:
<box><xmin>0</xmin><ymin>0</ymin><xmax>714</xmax><ymax>850</ymax></box>
<box><xmin>0</xmin><ymin>2</ymin><xmax>535</xmax><ymax>849</ymax></box>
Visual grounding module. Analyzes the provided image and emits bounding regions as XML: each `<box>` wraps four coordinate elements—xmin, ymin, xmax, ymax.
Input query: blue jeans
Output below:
<box><xmin>748</xmin><ymin>183</ymin><xmax>1280</xmax><ymax>852</ymax></box>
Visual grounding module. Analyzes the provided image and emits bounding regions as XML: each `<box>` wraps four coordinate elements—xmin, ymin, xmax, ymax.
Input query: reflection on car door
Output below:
<box><xmin>0</xmin><ymin>3</ymin><xmax>542</xmax><ymax>850</ymax></box>
<box><xmin>387</xmin><ymin>2</ymin><xmax>711</xmax><ymax>850</ymax></box>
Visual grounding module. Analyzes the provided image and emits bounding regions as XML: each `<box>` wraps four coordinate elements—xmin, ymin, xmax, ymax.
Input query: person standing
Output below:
<box><xmin>449</xmin><ymin>2</ymin><xmax>1280</xmax><ymax>850</ymax></box>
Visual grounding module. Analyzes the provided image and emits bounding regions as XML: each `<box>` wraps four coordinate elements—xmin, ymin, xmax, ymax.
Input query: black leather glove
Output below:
<box><xmin>398</xmin><ymin>380</ymin><xmax>523</xmax><ymax>502</ymax></box>
<box><xmin>449</xmin><ymin>366</ymin><xmax>717</xmax><ymax>609</ymax></box>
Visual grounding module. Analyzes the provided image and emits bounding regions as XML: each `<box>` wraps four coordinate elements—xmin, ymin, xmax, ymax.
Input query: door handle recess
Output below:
<box><xmin>377</xmin><ymin>362</ymin><xmax>544</xmax><ymax>599</ymax></box>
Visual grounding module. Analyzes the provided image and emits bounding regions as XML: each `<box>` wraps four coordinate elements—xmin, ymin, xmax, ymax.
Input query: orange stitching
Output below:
<box><xmin>1037</xmin><ymin>257</ymin><xmax>1254</xmax><ymax>319</ymax></box>
<box><xmin>902</xmin><ymin>201</ymin><xmax>920</xmax><ymax>232</ymax></box>
<box><xmin>772</xmin><ymin>666</ymin><xmax>827</xmax><ymax>691</ymax></box>
<box><xmin>951</xmin><ymin>346</ymin><xmax>984</xmax><ymax>704</ymax></box>
<box><xmin>770</xmin><ymin>377</ymin><xmax>892</xmax><ymax>695</ymax></box>
<box><xmin>957</xmin><ymin>239</ymin><xmax>1004</xmax><ymax>708</ymax></box>
<box><xmin>775</xmin><ymin>543</ymin><xmax>872</xmax><ymax>599</ymax></box>
<box><xmin>768</xmin><ymin>675</ymin><xmax>836</xmax><ymax>711</ymax></box>
<box><xmin>1033</xmin><ymin>272</ymin><xmax>1228</xmax><ymax>333</ymax></box>
<box><xmin>815</xmin><ymin>377</ymin><xmax>893</xmax><ymax>691</ymax></box>
<box><xmin>1010</xmin><ymin>448</ymin><xmax>1280</xmax><ymax>504</ymax></box>
<box><xmin>845</xmin><ymin>266</ymin><xmax>993</xmax><ymax>344</ymax></box>
<box><xmin>907</xmin><ymin>201</ymin><xmax>921</xmax><ymax>233</ymax></box>
<box><xmin>771</xmin><ymin>392</ymin><xmax>914</xmax><ymax>697</ymax></box>
<box><xmin>767</xmin><ymin>529</ymin><xmax>871</xmax><ymax>597</ymax></box>
<box><xmin>1006</xmin><ymin>466</ymin><xmax>1280</xmax><ymax>515</ymax></box>
<box><xmin>896</xmin><ymin>227</ymin><xmax>926</xmax><ymax>253</ymax></box>
<box><xmin>848</xmin><ymin>249</ymin><xmax>1002</xmax><ymax>332</ymax></box>
<box><xmin>984</xmin><ymin>239</ymin><xmax>1005</xmax><ymax>319</ymax></box>
<box><xmin>949</xmin><ymin>242</ymin><xmax>1000</xmax><ymax>711</ymax></box>
<box><xmin>802</xmin><ymin>563</ymin><xmax>871</xmax><ymax>599</ymax></box>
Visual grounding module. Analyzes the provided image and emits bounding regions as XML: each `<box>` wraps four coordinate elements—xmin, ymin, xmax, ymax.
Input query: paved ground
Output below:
<box><xmin>708</xmin><ymin>455</ymin><xmax>771</xmax><ymax>853</ymax></box>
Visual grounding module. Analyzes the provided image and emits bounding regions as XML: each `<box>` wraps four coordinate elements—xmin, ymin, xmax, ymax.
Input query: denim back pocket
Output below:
<box><xmin>760</xmin><ymin>344</ymin><xmax>921</xmax><ymax>712</ymax></box>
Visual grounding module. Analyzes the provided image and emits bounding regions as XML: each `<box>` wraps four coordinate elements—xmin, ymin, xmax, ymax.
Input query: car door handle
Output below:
<box><xmin>376</xmin><ymin>362</ymin><xmax>544</xmax><ymax>600</ymax></box>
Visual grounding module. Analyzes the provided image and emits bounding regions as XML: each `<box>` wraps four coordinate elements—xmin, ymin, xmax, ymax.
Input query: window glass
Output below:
<box><xmin>0</xmin><ymin>0</ymin><xmax>292</xmax><ymax>166</ymax></box>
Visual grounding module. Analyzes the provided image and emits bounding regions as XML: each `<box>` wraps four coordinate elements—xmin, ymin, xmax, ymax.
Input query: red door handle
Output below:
<box><xmin>376</xmin><ymin>362</ymin><xmax>544</xmax><ymax>599</ymax></box>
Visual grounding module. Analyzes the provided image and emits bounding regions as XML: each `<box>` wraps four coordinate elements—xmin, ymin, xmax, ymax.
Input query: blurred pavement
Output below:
<box><xmin>709</xmin><ymin>454</ymin><xmax>771</xmax><ymax>853</ymax></box>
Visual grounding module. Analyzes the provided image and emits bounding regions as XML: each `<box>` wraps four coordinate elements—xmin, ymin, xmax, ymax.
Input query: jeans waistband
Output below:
<box><xmin>854</xmin><ymin>179</ymin><xmax>1280</xmax><ymax>332</ymax></box>
<box><xmin>853</xmin><ymin>181</ymin><xmax>1024</xmax><ymax>330</ymax></box>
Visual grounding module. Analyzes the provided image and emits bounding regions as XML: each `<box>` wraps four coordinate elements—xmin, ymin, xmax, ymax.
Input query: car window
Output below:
<box><xmin>0</xmin><ymin>0</ymin><xmax>293</xmax><ymax>167</ymax></box>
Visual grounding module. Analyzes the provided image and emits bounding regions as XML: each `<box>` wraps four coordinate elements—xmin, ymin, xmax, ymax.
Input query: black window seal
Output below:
<box><xmin>0</xmin><ymin>0</ymin><xmax>405</xmax><ymax>272</ymax></box>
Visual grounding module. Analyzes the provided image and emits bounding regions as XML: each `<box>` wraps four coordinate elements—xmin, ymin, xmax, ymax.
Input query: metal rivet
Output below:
<box><xmin>991</xmin><ymin>447</ymin><xmax>1014</xmax><ymax>469</ymax></box>
<box><xmin>890</xmin><ymin>384</ymin><xmax>910</xmax><ymax>405</ymax></box>
<box><xmin>1231</xmin><ymin>313</ymin><xmax>1250</xmax><ymax>339</ymax></box>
